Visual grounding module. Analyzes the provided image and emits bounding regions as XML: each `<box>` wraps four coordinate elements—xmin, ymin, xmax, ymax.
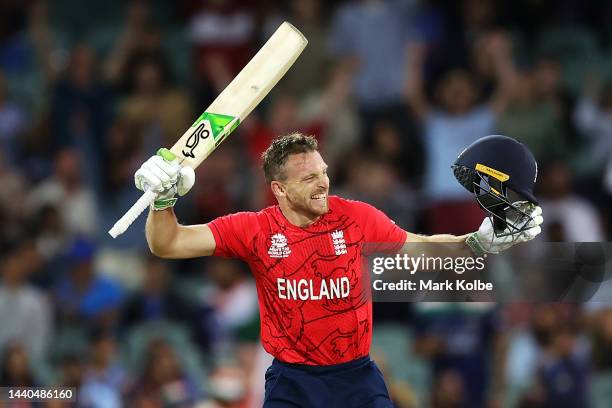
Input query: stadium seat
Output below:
<box><xmin>536</xmin><ymin>26</ymin><xmax>603</xmax><ymax>95</ymax></box>
<box><xmin>537</xmin><ymin>25</ymin><xmax>599</xmax><ymax>63</ymax></box>
<box><xmin>84</xmin><ymin>25</ymin><xmax>122</xmax><ymax>57</ymax></box>
<box><xmin>161</xmin><ymin>26</ymin><xmax>192</xmax><ymax>86</ymax></box>
<box><xmin>591</xmin><ymin>372</ymin><xmax>612</xmax><ymax>408</ymax></box>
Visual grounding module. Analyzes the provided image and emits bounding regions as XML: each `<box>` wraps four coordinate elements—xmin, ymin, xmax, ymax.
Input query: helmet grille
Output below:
<box><xmin>452</xmin><ymin>165</ymin><xmax>477</xmax><ymax>192</ymax></box>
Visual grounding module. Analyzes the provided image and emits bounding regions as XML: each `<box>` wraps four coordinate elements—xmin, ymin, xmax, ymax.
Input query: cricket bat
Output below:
<box><xmin>108</xmin><ymin>22</ymin><xmax>307</xmax><ymax>238</ymax></box>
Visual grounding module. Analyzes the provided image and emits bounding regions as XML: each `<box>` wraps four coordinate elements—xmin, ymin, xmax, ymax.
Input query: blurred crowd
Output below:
<box><xmin>1</xmin><ymin>0</ymin><xmax>612</xmax><ymax>407</ymax></box>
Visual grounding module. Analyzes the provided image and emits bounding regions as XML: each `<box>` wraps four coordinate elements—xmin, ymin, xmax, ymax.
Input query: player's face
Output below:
<box><xmin>281</xmin><ymin>151</ymin><xmax>330</xmax><ymax>218</ymax></box>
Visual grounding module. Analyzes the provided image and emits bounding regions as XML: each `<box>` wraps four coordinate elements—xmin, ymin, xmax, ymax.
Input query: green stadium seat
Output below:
<box><xmin>50</xmin><ymin>324</ymin><xmax>90</xmax><ymax>362</ymax></box>
<box><xmin>591</xmin><ymin>372</ymin><xmax>612</xmax><ymax>408</ymax></box>
<box><xmin>537</xmin><ymin>25</ymin><xmax>599</xmax><ymax>63</ymax></box>
<box><xmin>536</xmin><ymin>26</ymin><xmax>603</xmax><ymax>95</ymax></box>
<box><xmin>84</xmin><ymin>24</ymin><xmax>122</xmax><ymax>57</ymax></box>
<box><xmin>49</xmin><ymin>0</ymin><xmax>124</xmax><ymax>37</ymax></box>
<box><xmin>161</xmin><ymin>26</ymin><xmax>192</xmax><ymax>85</ymax></box>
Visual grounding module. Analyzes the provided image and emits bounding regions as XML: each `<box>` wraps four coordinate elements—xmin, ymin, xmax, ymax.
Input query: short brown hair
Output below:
<box><xmin>262</xmin><ymin>133</ymin><xmax>318</xmax><ymax>183</ymax></box>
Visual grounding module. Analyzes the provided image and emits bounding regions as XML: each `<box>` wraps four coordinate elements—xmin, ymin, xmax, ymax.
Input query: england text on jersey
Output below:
<box><xmin>277</xmin><ymin>277</ymin><xmax>350</xmax><ymax>300</ymax></box>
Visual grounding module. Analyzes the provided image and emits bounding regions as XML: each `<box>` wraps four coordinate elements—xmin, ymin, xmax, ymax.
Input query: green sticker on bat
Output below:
<box><xmin>194</xmin><ymin>112</ymin><xmax>240</xmax><ymax>140</ymax></box>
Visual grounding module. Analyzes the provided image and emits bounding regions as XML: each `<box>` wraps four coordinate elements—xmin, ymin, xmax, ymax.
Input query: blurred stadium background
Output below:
<box><xmin>1</xmin><ymin>0</ymin><xmax>611</xmax><ymax>407</ymax></box>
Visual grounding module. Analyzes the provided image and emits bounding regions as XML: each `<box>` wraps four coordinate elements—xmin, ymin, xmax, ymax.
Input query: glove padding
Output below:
<box><xmin>134</xmin><ymin>148</ymin><xmax>195</xmax><ymax>210</ymax></box>
<box><xmin>467</xmin><ymin>202</ymin><xmax>543</xmax><ymax>255</ymax></box>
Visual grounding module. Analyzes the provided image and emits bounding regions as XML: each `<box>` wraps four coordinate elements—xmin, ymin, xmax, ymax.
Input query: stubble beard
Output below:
<box><xmin>288</xmin><ymin>191</ymin><xmax>328</xmax><ymax>220</ymax></box>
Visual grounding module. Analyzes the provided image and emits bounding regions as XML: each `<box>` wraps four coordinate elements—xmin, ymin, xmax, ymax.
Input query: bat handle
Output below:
<box><xmin>108</xmin><ymin>189</ymin><xmax>157</xmax><ymax>238</ymax></box>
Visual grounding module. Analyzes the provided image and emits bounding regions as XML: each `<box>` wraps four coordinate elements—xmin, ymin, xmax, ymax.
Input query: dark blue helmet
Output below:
<box><xmin>452</xmin><ymin>135</ymin><xmax>538</xmax><ymax>236</ymax></box>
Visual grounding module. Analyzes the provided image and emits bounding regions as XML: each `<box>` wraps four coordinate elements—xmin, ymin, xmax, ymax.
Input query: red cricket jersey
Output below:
<box><xmin>208</xmin><ymin>195</ymin><xmax>407</xmax><ymax>365</ymax></box>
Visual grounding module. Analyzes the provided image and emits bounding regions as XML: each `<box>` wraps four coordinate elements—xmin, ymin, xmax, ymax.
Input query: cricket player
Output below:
<box><xmin>137</xmin><ymin>133</ymin><xmax>542</xmax><ymax>407</ymax></box>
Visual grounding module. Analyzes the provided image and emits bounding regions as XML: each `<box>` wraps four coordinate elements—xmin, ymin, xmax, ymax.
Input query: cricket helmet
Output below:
<box><xmin>452</xmin><ymin>135</ymin><xmax>538</xmax><ymax>236</ymax></box>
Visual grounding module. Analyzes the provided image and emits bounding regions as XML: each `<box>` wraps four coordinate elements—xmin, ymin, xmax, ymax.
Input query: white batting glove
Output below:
<box><xmin>467</xmin><ymin>202</ymin><xmax>543</xmax><ymax>255</ymax></box>
<box><xmin>134</xmin><ymin>148</ymin><xmax>196</xmax><ymax>210</ymax></box>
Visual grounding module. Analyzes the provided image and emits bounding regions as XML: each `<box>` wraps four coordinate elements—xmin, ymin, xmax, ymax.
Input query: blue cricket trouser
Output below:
<box><xmin>263</xmin><ymin>355</ymin><xmax>395</xmax><ymax>407</ymax></box>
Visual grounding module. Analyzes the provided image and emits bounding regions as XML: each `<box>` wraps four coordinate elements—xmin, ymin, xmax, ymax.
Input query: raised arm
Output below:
<box><xmin>146</xmin><ymin>209</ymin><xmax>216</xmax><ymax>258</ymax></box>
<box><xmin>404</xmin><ymin>231</ymin><xmax>473</xmax><ymax>258</ymax></box>
<box><xmin>135</xmin><ymin>149</ymin><xmax>216</xmax><ymax>259</ymax></box>
<box><xmin>404</xmin><ymin>42</ymin><xmax>431</xmax><ymax>120</ymax></box>
<box><xmin>574</xmin><ymin>74</ymin><xmax>604</xmax><ymax>135</ymax></box>
<box><xmin>403</xmin><ymin>202</ymin><xmax>543</xmax><ymax>258</ymax></box>
<box><xmin>486</xmin><ymin>32</ymin><xmax>519</xmax><ymax>114</ymax></box>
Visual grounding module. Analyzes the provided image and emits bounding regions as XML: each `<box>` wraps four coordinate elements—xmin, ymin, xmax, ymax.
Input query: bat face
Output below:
<box><xmin>178</xmin><ymin>113</ymin><xmax>239</xmax><ymax>164</ymax></box>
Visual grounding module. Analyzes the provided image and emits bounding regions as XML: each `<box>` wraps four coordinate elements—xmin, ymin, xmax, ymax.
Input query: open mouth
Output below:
<box><xmin>310</xmin><ymin>193</ymin><xmax>327</xmax><ymax>201</ymax></box>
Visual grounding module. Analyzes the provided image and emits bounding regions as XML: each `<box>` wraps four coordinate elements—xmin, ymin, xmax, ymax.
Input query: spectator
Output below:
<box><xmin>536</xmin><ymin>325</ymin><xmax>589</xmax><ymax>407</ymax></box>
<box><xmin>59</xmin><ymin>352</ymin><xmax>120</xmax><ymax>408</ymax></box>
<box><xmin>54</xmin><ymin>238</ymin><xmax>124</xmax><ymax>328</ymax></box>
<box><xmin>425</xmin><ymin>0</ymin><xmax>501</xmax><ymax>78</ymax></box>
<box><xmin>243</xmin><ymin>92</ymin><xmax>321</xmax><ymax>166</ymax></box>
<box><xmin>27</xmin><ymin>148</ymin><xmax>100</xmax><ymax>239</ymax></box>
<box><xmin>97</xmin><ymin>117</ymin><xmax>150</xmax><ymax>250</ymax></box>
<box><xmin>50</xmin><ymin>45</ymin><xmax>112</xmax><ymax>189</ymax></box>
<box><xmin>188</xmin><ymin>0</ymin><xmax>256</xmax><ymax>81</ymax></box>
<box><xmin>282</xmin><ymin>0</ymin><xmax>334</xmax><ymax>99</ymax></box>
<box><xmin>248</xmin><ymin>87</ymin><xmax>352</xmax><ymax>165</ymax></box>
<box><xmin>205</xmin><ymin>259</ymin><xmax>259</xmax><ymax>344</ymax></box>
<box><xmin>504</xmin><ymin>304</ymin><xmax>563</xmax><ymax>404</ymax></box>
<box><xmin>573</xmin><ymin>76</ymin><xmax>612</xmax><ymax>203</ymax></box>
<box><xmin>245</xmin><ymin>70</ymin><xmax>357</xmax><ymax>188</ymax></box>
<box><xmin>119</xmin><ymin>54</ymin><xmax>193</xmax><ymax>148</ymax></box>
<box><xmin>101</xmin><ymin>118</ymin><xmax>143</xmax><ymax>196</ymax></box>
<box><xmin>430</xmin><ymin>370</ymin><xmax>465</xmax><ymax>408</ymax></box>
<box><xmin>104</xmin><ymin>0</ymin><xmax>161</xmax><ymax>89</ymax></box>
<box><xmin>373</xmin><ymin>352</ymin><xmax>418</xmax><ymax>408</ymax></box>
<box><xmin>31</xmin><ymin>204</ymin><xmax>70</xmax><ymax>267</ymax></box>
<box><xmin>188</xmin><ymin>0</ymin><xmax>256</xmax><ymax>113</ymax></box>
<box><xmin>0</xmin><ymin>69</ymin><xmax>27</xmax><ymax>164</ymax></box>
<box><xmin>0</xmin><ymin>343</ymin><xmax>37</xmax><ymax>387</ymax></box>
<box><xmin>496</xmin><ymin>66</ymin><xmax>568</xmax><ymax>163</ymax></box>
<box><xmin>0</xmin><ymin>146</ymin><xmax>30</xmax><ymax>248</ymax></box>
<box><xmin>369</xmin><ymin>119</ymin><xmax>417</xmax><ymax>181</ymax></box>
<box><xmin>530</xmin><ymin>56</ymin><xmax>575</xmax><ymax>143</ymax></box>
<box><xmin>59</xmin><ymin>354</ymin><xmax>85</xmax><ymax>388</ymax></box>
<box><xmin>122</xmin><ymin>256</ymin><xmax>187</xmax><ymax>325</ymax></box>
<box><xmin>537</xmin><ymin>161</ymin><xmax>605</xmax><ymax>242</ymax></box>
<box><xmin>83</xmin><ymin>329</ymin><xmax>130</xmax><ymax>397</ymax></box>
<box><xmin>299</xmin><ymin>67</ymin><xmax>361</xmax><ymax>181</ymax></box>
<box><xmin>200</xmin><ymin>364</ymin><xmax>249</xmax><ymax>407</ymax></box>
<box><xmin>0</xmin><ymin>0</ymin><xmax>66</xmax><ymax>111</ymax></box>
<box><xmin>405</xmin><ymin>32</ymin><xmax>516</xmax><ymax>234</ymax></box>
<box><xmin>338</xmin><ymin>153</ymin><xmax>417</xmax><ymax>231</ymax></box>
<box><xmin>188</xmin><ymin>143</ymin><xmax>247</xmax><ymax>220</ymax></box>
<box><xmin>128</xmin><ymin>338</ymin><xmax>200</xmax><ymax>406</ymax></box>
<box><xmin>586</xmin><ymin>307</ymin><xmax>612</xmax><ymax>407</ymax></box>
<box><xmin>0</xmin><ymin>239</ymin><xmax>52</xmax><ymax>360</ymax></box>
<box><xmin>329</xmin><ymin>0</ymin><xmax>421</xmax><ymax>154</ymax></box>
<box><xmin>329</xmin><ymin>0</ymin><xmax>416</xmax><ymax>111</ymax></box>
<box><xmin>412</xmin><ymin>303</ymin><xmax>501</xmax><ymax>408</ymax></box>
<box><xmin>121</xmin><ymin>256</ymin><xmax>211</xmax><ymax>348</ymax></box>
<box><xmin>588</xmin><ymin>307</ymin><xmax>612</xmax><ymax>369</ymax></box>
